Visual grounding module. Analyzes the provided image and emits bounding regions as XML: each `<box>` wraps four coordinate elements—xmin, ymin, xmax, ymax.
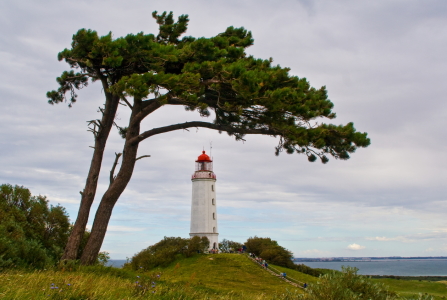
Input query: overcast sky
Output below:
<box><xmin>1</xmin><ymin>0</ymin><xmax>446</xmax><ymax>259</ymax></box>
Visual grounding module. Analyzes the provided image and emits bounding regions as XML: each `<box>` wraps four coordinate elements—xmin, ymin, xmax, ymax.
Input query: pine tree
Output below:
<box><xmin>48</xmin><ymin>11</ymin><xmax>370</xmax><ymax>265</ymax></box>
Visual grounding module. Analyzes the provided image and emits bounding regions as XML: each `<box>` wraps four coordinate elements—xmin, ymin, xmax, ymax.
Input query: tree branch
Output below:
<box><xmin>136</xmin><ymin>155</ymin><xmax>151</xmax><ymax>161</ymax></box>
<box><xmin>120</xmin><ymin>96</ymin><xmax>133</xmax><ymax>109</ymax></box>
<box><xmin>133</xmin><ymin>100</ymin><xmax>162</xmax><ymax>124</ymax></box>
<box><xmin>130</xmin><ymin>121</ymin><xmax>277</xmax><ymax>144</ymax></box>
<box><xmin>201</xmin><ymin>79</ymin><xmax>221</xmax><ymax>85</ymax></box>
<box><xmin>109</xmin><ymin>152</ymin><xmax>122</xmax><ymax>185</ymax></box>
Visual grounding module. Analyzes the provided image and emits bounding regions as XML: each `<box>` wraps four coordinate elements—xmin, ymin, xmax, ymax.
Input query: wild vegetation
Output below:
<box><xmin>1</xmin><ymin>254</ymin><xmax>445</xmax><ymax>299</ymax></box>
<box><xmin>0</xmin><ymin>184</ymin><xmax>106</xmax><ymax>270</ymax></box>
<box><xmin>245</xmin><ymin>236</ymin><xmax>322</xmax><ymax>277</ymax></box>
<box><xmin>219</xmin><ymin>238</ymin><xmax>243</xmax><ymax>253</ymax></box>
<box><xmin>0</xmin><ymin>184</ymin><xmax>70</xmax><ymax>269</ymax></box>
<box><xmin>126</xmin><ymin>236</ymin><xmax>210</xmax><ymax>270</ymax></box>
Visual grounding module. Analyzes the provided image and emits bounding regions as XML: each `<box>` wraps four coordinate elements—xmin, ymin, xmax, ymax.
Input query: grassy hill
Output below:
<box><xmin>0</xmin><ymin>254</ymin><xmax>446</xmax><ymax>299</ymax></box>
<box><xmin>155</xmin><ymin>253</ymin><xmax>300</xmax><ymax>295</ymax></box>
<box><xmin>372</xmin><ymin>277</ymin><xmax>447</xmax><ymax>300</ymax></box>
<box><xmin>270</xmin><ymin>264</ymin><xmax>447</xmax><ymax>300</ymax></box>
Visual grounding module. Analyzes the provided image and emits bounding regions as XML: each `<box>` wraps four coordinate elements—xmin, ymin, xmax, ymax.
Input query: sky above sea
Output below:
<box><xmin>0</xmin><ymin>0</ymin><xmax>446</xmax><ymax>259</ymax></box>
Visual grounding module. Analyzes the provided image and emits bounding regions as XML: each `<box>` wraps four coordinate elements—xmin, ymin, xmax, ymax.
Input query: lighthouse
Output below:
<box><xmin>190</xmin><ymin>151</ymin><xmax>218</xmax><ymax>250</ymax></box>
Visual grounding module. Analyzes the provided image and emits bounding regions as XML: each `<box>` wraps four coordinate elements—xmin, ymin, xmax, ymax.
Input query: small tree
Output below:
<box><xmin>127</xmin><ymin>236</ymin><xmax>209</xmax><ymax>270</ymax></box>
<box><xmin>128</xmin><ymin>236</ymin><xmax>189</xmax><ymax>270</ymax></box>
<box><xmin>48</xmin><ymin>11</ymin><xmax>370</xmax><ymax>265</ymax></box>
<box><xmin>245</xmin><ymin>236</ymin><xmax>280</xmax><ymax>257</ymax></box>
<box><xmin>186</xmin><ymin>236</ymin><xmax>210</xmax><ymax>256</ymax></box>
<box><xmin>219</xmin><ymin>239</ymin><xmax>243</xmax><ymax>253</ymax></box>
<box><xmin>200</xmin><ymin>236</ymin><xmax>210</xmax><ymax>252</ymax></box>
<box><xmin>245</xmin><ymin>236</ymin><xmax>295</xmax><ymax>267</ymax></box>
<box><xmin>0</xmin><ymin>184</ymin><xmax>71</xmax><ymax>268</ymax></box>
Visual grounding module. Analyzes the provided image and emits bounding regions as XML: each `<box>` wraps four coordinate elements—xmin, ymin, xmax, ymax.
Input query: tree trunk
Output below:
<box><xmin>80</xmin><ymin>103</ymin><xmax>141</xmax><ymax>265</ymax></box>
<box><xmin>62</xmin><ymin>91</ymin><xmax>119</xmax><ymax>261</ymax></box>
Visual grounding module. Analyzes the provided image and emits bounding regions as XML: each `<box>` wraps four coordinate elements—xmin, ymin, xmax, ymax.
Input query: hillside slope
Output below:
<box><xmin>153</xmin><ymin>253</ymin><xmax>304</xmax><ymax>296</ymax></box>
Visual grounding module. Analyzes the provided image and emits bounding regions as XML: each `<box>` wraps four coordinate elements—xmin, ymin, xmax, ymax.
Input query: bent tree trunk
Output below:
<box><xmin>62</xmin><ymin>91</ymin><xmax>120</xmax><ymax>261</ymax></box>
<box><xmin>79</xmin><ymin>106</ymin><xmax>142</xmax><ymax>265</ymax></box>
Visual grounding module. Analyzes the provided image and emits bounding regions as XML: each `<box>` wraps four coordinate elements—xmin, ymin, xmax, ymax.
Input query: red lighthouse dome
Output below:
<box><xmin>196</xmin><ymin>150</ymin><xmax>212</xmax><ymax>162</ymax></box>
<box><xmin>193</xmin><ymin>150</ymin><xmax>215</xmax><ymax>175</ymax></box>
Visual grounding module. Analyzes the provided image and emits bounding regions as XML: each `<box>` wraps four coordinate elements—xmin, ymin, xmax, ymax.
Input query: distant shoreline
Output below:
<box><xmin>294</xmin><ymin>257</ymin><xmax>447</xmax><ymax>262</ymax></box>
<box><xmin>298</xmin><ymin>259</ymin><xmax>447</xmax><ymax>276</ymax></box>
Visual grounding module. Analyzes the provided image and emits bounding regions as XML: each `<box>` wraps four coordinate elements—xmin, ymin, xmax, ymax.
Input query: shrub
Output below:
<box><xmin>293</xmin><ymin>264</ymin><xmax>323</xmax><ymax>277</ymax></box>
<box><xmin>296</xmin><ymin>266</ymin><xmax>434</xmax><ymax>300</ymax></box>
<box><xmin>245</xmin><ymin>236</ymin><xmax>323</xmax><ymax>277</ymax></box>
<box><xmin>185</xmin><ymin>236</ymin><xmax>210</xmax><ymax>257</ymax></box>
<box><xmin>127</xmin><ymin>236</ymin><xmax>211</xmax><ymax>270</ymax></box>
<box><xmin>219</xmin><ymin>239</ymin><xmax>243</xmax><ymax>253</ymax></box>
<box><xmin>0</xmin><ymin>184</ymin><xmax>71</xmax><ymax>269</ymax></box>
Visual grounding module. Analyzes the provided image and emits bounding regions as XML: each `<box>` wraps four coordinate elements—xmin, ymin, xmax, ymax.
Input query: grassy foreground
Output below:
<box><xmin>0</xmin><ymin>254</ymin><xmax>446</xmax><ymax>299</ymax></box>
<box><xmin>0</xmin><ymin>254</ymin><xmax>301</xmax><ymax>300</ymax></box>
<box><xmin>372</xmin><ymin>278</ymin><xmax>447</xmax><ymax>300</ymax></box>
<box><xmin>270</xmin><ymin>264</ymin><xmax>447</xmax><ymax>299</ymax></box>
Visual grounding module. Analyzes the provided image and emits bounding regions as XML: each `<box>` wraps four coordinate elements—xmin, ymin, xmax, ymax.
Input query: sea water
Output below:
<box><xmin>107</xmin><ymin>260</ymin><xmax>127</xmax><ymax>268</ymax></box>
<box><xmin>299</xmin><ymin>260</ymin><xmax>447</xmax><ymax>276</ymax></box>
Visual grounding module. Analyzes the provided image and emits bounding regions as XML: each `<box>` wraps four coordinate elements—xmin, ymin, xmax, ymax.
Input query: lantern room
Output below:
<box><xmin>192</xmin><ymin>151</ymin><xmax>216</xmax><ymax>180</ymax></box>
<box><xmin>195</xmin><ymin>151</ymin><xmax>213</xmax><ymax>171</ymax></box>
<box><xmin>196</xmin><ymin>151</ymin><xmax>213</xmax><ymax>172</ymax></box>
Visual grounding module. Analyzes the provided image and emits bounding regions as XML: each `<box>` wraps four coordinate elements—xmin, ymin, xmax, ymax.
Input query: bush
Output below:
<box><xmin>296</xmin><ymin>266</ymin><xmax>435</xmax><ymax>300</ymax></box>
<box><xmin>219</xmin><ymin>239</ymin><xmax>243</xmax><ymax>253</ymax></box>
<box><xmin>245</xmin><ymin>236</ymin><xmax>294</xmax><ymax>267</ymax></box>
<box><xmin>293</xmin><ymin>264</ymin><xmax>323</xmax><ymax>277</ymax></box>
<box><xmin>127</xmin><ymin>236</ymin><xmax>210</xmax><ymax>270</ymax></box>
<box><xmin>0</xmin><ymin>184</ymin><xmax>71</xmax><ymax>269</ymax></box>
<box><xmin>245</xmin><ymin>236</ymin><xmax>323</xmax><ymax>277</ymax></box>
<box><xmin>185</xmin><ymin>236</ymin><xmax>210</xmax><ymax>257</ymax></box>
<box><xmin>245</xmin><ymin>236</ymin><xmax>280</xmax><ymax>257</ymax></box>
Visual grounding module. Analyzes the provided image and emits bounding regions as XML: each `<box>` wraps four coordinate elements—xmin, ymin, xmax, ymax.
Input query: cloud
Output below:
<box><xmin>366</xmin><ymin>236</ymin><xmax>406</xmax><ymax>242</ymax></box>
<box><xmin>299</xmin><ymin>249</ymin><xmax>331</xmax><ymax>256</ymax></box>
<box><xmin>347</xmin><ymin>243</ymin><xmax>366</xmax><ymax>250</ymax></box>
<box><xmin>366</xmin><ymin>231</ymin><xmax>447</xmax><ymax>243</ymax></box>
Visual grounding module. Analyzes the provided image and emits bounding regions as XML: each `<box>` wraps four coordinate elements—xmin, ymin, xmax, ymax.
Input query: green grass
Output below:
<box><xmin>373</xmin><ymin>278</ymin><xmax>447</xmax><ymax>300</ymax></box>
<box><xmin>150</xmin><ymin>253</ymin><xmax>303</xmax><ymax>295</ymax></box>
<box><xmin>0</xmin><ymin>254</ymin><xmax>303</xmax><ymax>299</ymax></box>
<box><xmin>0</xmin><ymin>254</ymin><xmax>446</xmax><ymax>299</ymax></box>
<box><xmin>267</xmin><ymin>263</ymin><xmax>319</xmax><ymax>285</ymax></box>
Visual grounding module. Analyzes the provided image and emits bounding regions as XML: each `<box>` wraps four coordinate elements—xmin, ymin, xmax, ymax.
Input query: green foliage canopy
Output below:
<box><xmin>245</xmin><ymin>236</ymin><xmax>322</xmax><ymax>277</ymax></box>
<box><xmin>0</xmin><ymin>184</ymin><xmax>70</xmax><ymax>268</ymax></box>
<box><xmin>48</xmin><ymin>11</ymin><xmax>370</xmax><ymax>163</ymax></box>
<box><xmin>245</xmin><ymin>236</ymin><xmax>294</xmax><ymax>266</ymax></box>
<box><xmin>127</xmin><ymin>236</ymin><xmax>210</xmax><ymax>271</ymax></box>
<box><xmin>219</xmin><ymin>238</ymin><xmax>243</xmax><ymax>253</ymax></box>
<box><xmin>296</xmin><ymin>266</ymin><xmax>433</xmax><ymax>300</ymax></box>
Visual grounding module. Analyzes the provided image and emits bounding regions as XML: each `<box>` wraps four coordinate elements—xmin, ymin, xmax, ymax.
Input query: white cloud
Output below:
<box><xmin>347</xmin><ymin>243</ymin><xmax>366</xmax><ymax>250</ymax></box>
<box><xmin>366</xmin><ymin>231</ymin><xmax>447</xmax><ymax>244</ymax></box>
<box><xmin>366</xmin><ymin>236</ymin><xmax>394</xmax><ymax>241</ymax></box>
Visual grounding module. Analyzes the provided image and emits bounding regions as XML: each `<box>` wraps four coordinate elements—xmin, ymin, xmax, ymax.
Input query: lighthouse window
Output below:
<box><xmin>212</xmin><ymin>198</ymin><xmax>215</xmax><ymax>205</ymax></box>
<box><xmin>213</xmin><ymin>213</ymin><xmax>215</xmax><ymax>220</ymax></box>
<box><xmin>213</xmin><ymin>227</ymin><xmax>216</xmax><ymax>233</ymax></box>
<box><xmin>211</xmin><ymin>185</ymin><xmax>214</xmax><ymax>191</ymax></box>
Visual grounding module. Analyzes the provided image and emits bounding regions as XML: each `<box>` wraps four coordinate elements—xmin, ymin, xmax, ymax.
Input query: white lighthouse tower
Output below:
<box><xmin>190</xmin><ymin>151</ymin><xmax>218</xmax><ymax>250</ymax></box>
